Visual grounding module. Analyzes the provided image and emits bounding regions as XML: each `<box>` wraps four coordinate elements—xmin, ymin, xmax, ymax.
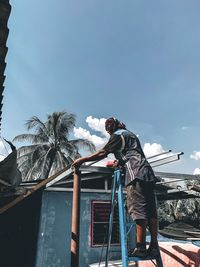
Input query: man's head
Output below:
<box><xmin>105</xmin><ymin>117</ymin><xmax>126</xmax><ymax>134</ymax></box>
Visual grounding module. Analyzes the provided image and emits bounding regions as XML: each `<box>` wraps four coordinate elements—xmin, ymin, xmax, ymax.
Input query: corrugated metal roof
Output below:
<box><xmin>0</xmin><ymin>0</ymin><xmax>11</xmax><ymax>131</ymax></box>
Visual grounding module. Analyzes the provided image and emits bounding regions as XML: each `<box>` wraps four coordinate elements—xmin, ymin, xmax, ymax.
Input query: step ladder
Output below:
<box><xmin>105</xmin><ymin>169</ymin><xmax>163</xmax><ymax>267</ymax></box>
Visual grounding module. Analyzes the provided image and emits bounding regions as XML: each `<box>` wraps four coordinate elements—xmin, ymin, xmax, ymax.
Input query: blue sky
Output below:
<box><xmin>1</xmin><ymin>0</ymin><xmax>200</xmax><ymax>174</ymax></box>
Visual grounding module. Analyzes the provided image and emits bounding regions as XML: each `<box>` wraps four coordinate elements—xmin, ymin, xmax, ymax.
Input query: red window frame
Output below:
<box><xmin>90</xmin><ymin>200</ymin><xmax>120</xmax><ymax>247</ymax></box>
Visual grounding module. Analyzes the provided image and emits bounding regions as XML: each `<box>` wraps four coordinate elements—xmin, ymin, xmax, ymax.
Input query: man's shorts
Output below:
<box><xmin>126</xmin><ymin>180</ymin><xmax>157</xmax><ymax>221</ymax></box>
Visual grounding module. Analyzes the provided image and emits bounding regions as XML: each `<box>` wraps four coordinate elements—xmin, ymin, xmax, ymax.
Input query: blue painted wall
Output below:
<box><xmin>36</xmin><ymin>190</ymin><xmax>121</xmax><ymax>267</ymax></box>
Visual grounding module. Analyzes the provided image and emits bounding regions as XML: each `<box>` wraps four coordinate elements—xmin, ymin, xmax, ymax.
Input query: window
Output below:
<box><xmin>91</xmin><ymin>200</ymin><xmax>120</xmax><ymax>247</ymax></box>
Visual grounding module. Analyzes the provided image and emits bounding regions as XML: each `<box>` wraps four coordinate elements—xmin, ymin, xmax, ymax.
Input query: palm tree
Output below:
<box><xmin>13</xmin><ymin>111</ymin><xmax>95</xmax><ymax>181</ymax></box>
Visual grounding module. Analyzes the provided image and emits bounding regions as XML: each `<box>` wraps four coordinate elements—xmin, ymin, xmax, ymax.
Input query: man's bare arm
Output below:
<box><xmin>72</xmin><ymin>149</ymin><xmax>108</xmax><ymax>168</ymax></box>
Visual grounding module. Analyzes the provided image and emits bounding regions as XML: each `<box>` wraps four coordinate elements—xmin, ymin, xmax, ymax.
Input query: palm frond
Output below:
<box><xmin>13</xmin><ymin>111</ymin><xmax>96</xmax><ymax>181</ymax></box>
<box><xmin>13</xmin><ymin>134</ymin><xmax>48</xmax><ymax>144</ymax></box>
<box><xmin>56</xmin><ymin>111</ymin><xmax>76</xmax><ymax>138</ymax></box>
<box><xmin>38</xmin><ymin>148</ymin><xmax>56</xmax><ymax>179</ymax></box>
<box><xmin>26</xmin><ymin>116</ymin><xmax>46</xmax><ymax>131</ymax></box>
<box><xmin>70</xmin><ymin>139</ymin><xmax>96</xmax><ymax>152</ymax></box>
<box><xmin>23</xmin><ymin>148</ymin><xmax>51</xmax><ymax>181</ymax></box>
<box><xmin>17</xmin><ymin>144</ymin><xmax>40</xmax><ymax>156</ymax></box>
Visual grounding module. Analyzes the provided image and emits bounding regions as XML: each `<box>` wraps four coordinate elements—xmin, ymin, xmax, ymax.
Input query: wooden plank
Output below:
<box><xmin>0</xmin><ymin>165</ymin><xmax>73</xmax><ymax>214</ymax></box>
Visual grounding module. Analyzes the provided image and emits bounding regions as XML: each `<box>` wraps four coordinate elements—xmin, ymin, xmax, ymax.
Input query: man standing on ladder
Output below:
<box><xmin>72</xmin><ymin>117</ymin><xmax>160</xmax><ymax>258</ymax></box>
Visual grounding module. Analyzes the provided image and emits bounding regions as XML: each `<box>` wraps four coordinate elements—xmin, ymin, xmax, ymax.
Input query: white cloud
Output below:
<box><xmin>86</xmin><ymin>116</ymin><xmax>108</xmax><ymax>136</ymax></box>
<box><xmin>73</xmin><ymin>125</ymin><xmax>114</xmax><ymax>166</ymax></box>
<box><xmin>73</xmin><ymin>116</ymin><xmax>111</xmax><ymax>150</ymax></box>
<box><xmin>190</xmin><ymin>151</ymin><xmax>200</xmax><ymax>161</ymax></box>
<box><xmin>143</xmin><ymin>143</ymin><xmax>165</xmax><ymax>158</ymax></box>
<box><xmin>73</xmin><ymin>127</ymin><xmax>108</xmax><ymax>150</ymax></box>
<box><xmin>193</xmin><ymin>168</ymin><xmax>200</xmax><ymax>175</ymax></box>
<box><xmin>73</xmin><ymin>116</ymin><xmax>114</xmax><ymax>166</ymax></box>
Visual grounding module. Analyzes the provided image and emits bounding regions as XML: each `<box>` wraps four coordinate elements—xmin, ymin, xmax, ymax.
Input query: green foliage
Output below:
<box><xmin>158</xmin><ymin>180</ymin><xmax>200</xmax><ymax>228</ymax></box>
<box><xmin>13</xmin><ymin>111</ymin><xmax>95</xmax><ymax>181</ymax></box>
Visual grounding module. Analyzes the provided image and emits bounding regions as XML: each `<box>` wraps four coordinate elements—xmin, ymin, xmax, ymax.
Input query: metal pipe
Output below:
<box><xmin>70</xmin><ymin>168</ymin><xmax>81</xmax><ymax>267</ymax></box>
<box><xmin>150</xmin><ymin>152</ymin><xmax>184</xmax><ymax>168</ymax></box>
<box><xmin>158</xmin><ymin>179</ymin><xmax>186</xmax><ymax>185</ymax></box>
<box><xmin>147</xmin><ymin>150</ymin><xmax>172</xmax><ymax>160</ymax></box>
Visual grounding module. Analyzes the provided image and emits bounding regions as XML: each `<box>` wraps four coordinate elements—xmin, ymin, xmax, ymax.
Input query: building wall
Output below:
<box><xmin>36</xmin><ymin>190</ymin><xmax>121</xmax><ymax>267</ymax></box>
<box><xmin>0</xmin><ymin>190</ymin><xmax>43</xmax><ymax>267</ymax></box>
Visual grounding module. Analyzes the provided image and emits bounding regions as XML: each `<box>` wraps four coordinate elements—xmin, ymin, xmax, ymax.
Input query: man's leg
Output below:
<box><xmin>148</xmin><ymin>218</ymin><xmax>158</xmax><ymax>245</ymax></box>
<box><xmin>147</xmin><ymin>217</ymin><xmax>160</xmax><ymax>257</ymax></box>
<box><xmin>142</xmin><ymin>181</ymin><xmax>159</xmax><ymax>255</ymax></box>
<box><xmin>136</xmin><ymin>219</ymin><xmax>147</xmax><ymax>246</ymax></box>
<box><xmin>129</xmin><ymin>219</ymin><xmax>148</xmax><ymax>257</ymax></box>
<box><xmin>126</xmin><ymin>182</ymin><xmax>149</xmax><ymax>257</ymax></box>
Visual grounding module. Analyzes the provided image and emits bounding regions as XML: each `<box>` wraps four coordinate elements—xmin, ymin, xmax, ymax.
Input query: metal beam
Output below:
<box><xmin>155</xmin><ymin>171</ymin><xmax>200</xmax><ymax>180</ymax></box>
<box><xmin>150</xmin><ymin>152</ymin><xmax>184</xmax><ymax>168</ymax></box>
